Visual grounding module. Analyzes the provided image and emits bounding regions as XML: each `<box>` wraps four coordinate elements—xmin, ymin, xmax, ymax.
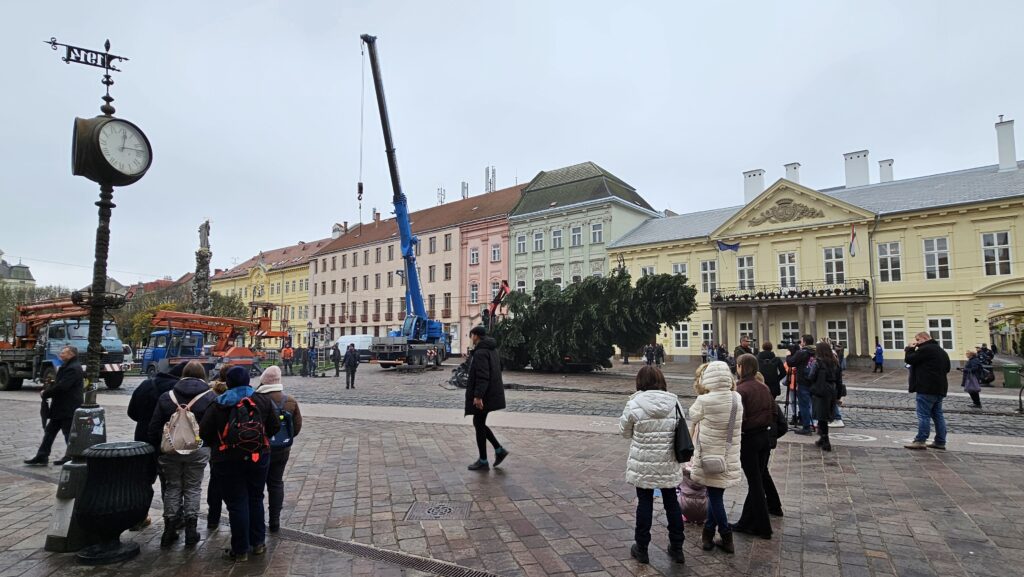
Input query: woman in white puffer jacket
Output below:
<box><xmin>619</xmin><ymin>366</ymin><xmax>686</xmax><ymax>566</ymax></box>
<box><xmin>689</xmin><ymin>360</ymin><xmax>743</xmax><ymax>554</ymax></box>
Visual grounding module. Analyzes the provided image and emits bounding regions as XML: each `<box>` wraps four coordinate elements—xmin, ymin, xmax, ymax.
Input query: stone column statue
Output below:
<box><xmin>192</xmin><ymin>220</ymin><xmax>212</xmax><ymax>315</ymax></box>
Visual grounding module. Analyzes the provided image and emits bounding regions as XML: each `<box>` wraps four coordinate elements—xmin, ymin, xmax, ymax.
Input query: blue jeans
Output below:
<box><xmin>213</xmin><ymin>457</ymin><xmax>271</xmax><ymax>555</ymax></box>
<box><xmin>832</xmin><ymin>403</ymin><xmax>843</xmax><ymax>420</ymax></box>
<box><xmin>704</xmin><ymin>487</ymin><xmax>730</xmax><ymax>534</ymax></box>
<box><xmin>797</xmin><ymin>384</ymin><xmax>813</xmax><ymax>429</ymax></box>
<box><xmin>634</xmin><ymin>487</ymin><xmax>685</xmax><ymax>549</ymax></box>
<box><xmin>914</xmin><ymin>394</ymin><xmax>947</xmax><ymax>445</ymax></box>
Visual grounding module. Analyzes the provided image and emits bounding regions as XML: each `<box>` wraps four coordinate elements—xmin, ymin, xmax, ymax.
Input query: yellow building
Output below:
<box><xmin>610</xmin><ymin>119</ymin><xmax>1024</xmax><ymax>365</ymax></box>
<box><xmin>211</xmin><ymin>238</ymin><xmax>330</xmax><ymax>348</ymax></box>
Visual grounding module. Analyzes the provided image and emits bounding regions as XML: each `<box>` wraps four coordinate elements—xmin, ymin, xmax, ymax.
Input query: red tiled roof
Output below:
<box><xmin>314</xmin><ymin>184</ymin><xmax>525</xmax><ymax>256</ymax></box>
<box><xmin>212</xmin><ymin>238</ymin><xmax>332</xmax><ymax>281</ymax></box>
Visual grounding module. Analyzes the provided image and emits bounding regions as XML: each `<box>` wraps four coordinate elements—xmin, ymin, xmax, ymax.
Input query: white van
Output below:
<box><xmin>334</xmin><ymin>334</ymin><xmax>374</xmax><ymax>362</ymax></box>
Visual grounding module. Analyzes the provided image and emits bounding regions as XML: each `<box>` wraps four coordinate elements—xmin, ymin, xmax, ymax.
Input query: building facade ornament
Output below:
<box><xmin>749</xmin><ymin>198</ymin><xmax>825</xmax><ymax>226</ymax></box>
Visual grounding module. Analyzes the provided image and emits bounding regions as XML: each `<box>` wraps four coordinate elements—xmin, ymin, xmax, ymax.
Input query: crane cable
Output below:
<box><xmin>357</xmin><ymin>39</ymin><xmax>366</xmax><ymax>235</ymax></box>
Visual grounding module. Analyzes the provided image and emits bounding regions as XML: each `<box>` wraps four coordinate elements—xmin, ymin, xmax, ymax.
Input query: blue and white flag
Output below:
<box><xmin>716</xmin><ymin>240</ymin><xmax>740</xmax><ymax>252</ymax></box>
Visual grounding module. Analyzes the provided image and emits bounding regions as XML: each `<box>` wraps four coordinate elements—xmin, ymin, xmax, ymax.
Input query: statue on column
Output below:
<box><xmin>192</xmin><ymin>220</ymin><xmax>213</xmax><ymax>315</ymax></box>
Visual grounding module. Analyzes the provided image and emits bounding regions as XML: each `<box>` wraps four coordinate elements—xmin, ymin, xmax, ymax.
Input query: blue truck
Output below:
<box><xmin>139</xmin><ymin>329</ymin><xmax>207</xmax><ymax>377</ymax></box>
<box><xmin>361</xmin><ymin>34</ymin><xmax>451</xmax><ymax>368</ymax></box>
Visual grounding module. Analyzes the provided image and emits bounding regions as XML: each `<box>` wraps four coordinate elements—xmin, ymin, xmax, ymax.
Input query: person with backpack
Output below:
<box><xmin>788</xmin><ymin>335</ymin><xmax>817</xmax><ymax>435</ymax></box>
<box><xmin>255</xmin><ymin>366</ymin><xmax>302</xmax><ymax>533</ymax></box>
<box><xmin>619</xmin><ymin>366</ymin><xmax>685</xmax><ymax>565</ymax></box>
<box><xmin>199</xmin><ymin>366</ymin><xmax>281</xmax><ymax>562</ymax></box>
<box><xmin>688</xmin><ymin>361</ymin><xmax>743</xmax><ymax>554</ymax></box>
<box><xmin>732</xmin><ymin>354</ymin><xmax>781</xmax><ymax>540</ymax></box>
<box><xmin>756</xmin><ymin>342</ymin><xmax>785</xmax><ymax>398</ymax></box>
<box><xmin>343</xmin><ymin>343</ymin><xmax>360</xmax><ymax>389</ymax></box>
<box><xmin>810</xmin><ymin>342</ymin><xmax>843</xmax><ymax>452</ymax></box>
<box><xmin>148</xmin><ymin>360</ymin><xmax>215</xmax><ymax>548</ymax></box>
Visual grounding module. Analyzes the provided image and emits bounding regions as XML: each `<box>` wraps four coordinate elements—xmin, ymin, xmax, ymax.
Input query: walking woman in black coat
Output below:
<box><xmin>465</xmin><ymin>326</ymin><xmax>510</xmax><ymax>471</ymax></box>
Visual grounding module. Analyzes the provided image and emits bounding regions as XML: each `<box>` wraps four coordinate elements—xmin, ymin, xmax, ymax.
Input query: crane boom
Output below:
<box><xmin>360</xmin><ymin>33</ymin><xmax>427</xmax><ymax>321</ymax></box>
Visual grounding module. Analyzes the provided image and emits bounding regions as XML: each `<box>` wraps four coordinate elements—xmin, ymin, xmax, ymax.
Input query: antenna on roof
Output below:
<box><xmin>461</xmin><ymin>181</ymin><xmax>469</xmax><ymax>199</ymax></box>
<box><xmin>437</xmin><ymin>185</ymin><xmax>445</xmax><ymax>205</ymax></box>
<box><xmin>490</xmin><ymin>166</ymin><xmax>496</xmax><ymax>192</ymax></box>
<box><xmin>230</xmin><ymin>257</ymin><xmax>240</xmax><ymax>266</ymax></box>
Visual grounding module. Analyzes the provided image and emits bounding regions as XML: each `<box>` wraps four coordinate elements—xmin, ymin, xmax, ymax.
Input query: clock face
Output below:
<box><xmin>98</xmin><ymin>120</ymin><xmax>151</xmax><ymax>176</ymax></box>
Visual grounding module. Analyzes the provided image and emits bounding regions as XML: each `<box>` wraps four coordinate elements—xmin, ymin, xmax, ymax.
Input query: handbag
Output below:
<box><xmin>674</xmin><ymin>404</ymin><xmax>694</xmax><ymax>462</ymax></box>
<box><xmin>696</xmin><ymin>392</ymin><xmax>738</xmax><ymax>475</ymax></box>
<box><xmin>964</xmin><ymin>371</ymin><xmax>982</xmax><ymax>393</ymax></box>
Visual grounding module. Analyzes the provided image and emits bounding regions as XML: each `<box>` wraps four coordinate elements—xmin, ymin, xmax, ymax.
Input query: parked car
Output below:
<box><xmin>334</xmin><ymin>334</ymin><xmax>374</xmax><ymax>362</ymax></box>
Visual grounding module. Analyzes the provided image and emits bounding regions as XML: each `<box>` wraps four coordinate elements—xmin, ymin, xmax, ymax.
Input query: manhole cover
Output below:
<box><xmin>830</xmin><ymin>433</ymin><xmax>876</xmax><ymax>442</ymax></box>
<box><xmin>405</xmin><ymin>501</ymin><xmax>471</xmax><ymax>521</ymax></box>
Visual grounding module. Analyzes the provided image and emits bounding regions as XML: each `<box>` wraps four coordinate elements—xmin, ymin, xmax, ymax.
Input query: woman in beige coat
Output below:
<box><xmin>688</xmin><ymin>361</ymin><xmax>743</xmax><ymax>553</ymax></box>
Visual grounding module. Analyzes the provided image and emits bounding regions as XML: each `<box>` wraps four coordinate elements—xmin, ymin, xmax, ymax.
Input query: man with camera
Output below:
<box><xmin>904</xmin><ymin>332</ymin><xmax>950</xmax><ymax>451</ymax></box>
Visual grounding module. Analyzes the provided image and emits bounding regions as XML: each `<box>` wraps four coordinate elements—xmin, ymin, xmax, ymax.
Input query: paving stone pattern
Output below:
<box><xmin>0</xmin><ymin>395</ymin><xmax>1021</xmax><ymax>576</ymax></box>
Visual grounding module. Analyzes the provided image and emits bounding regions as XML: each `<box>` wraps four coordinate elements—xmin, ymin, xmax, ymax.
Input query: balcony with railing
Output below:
<box><xmin>328</xmin><ymin>316</ymin><xmax>335</xmax><ymax>324</ymax></box>
<box><xmin>441</xmin><ymin>309</ymin><xmax>451</xmax><ymax>318</ymax></box>
<box><xmin>385</xmin><ymin>312</ymin><xmax>393</xmax><ymax>321</ymax></box>
<box><xmin>398</xmin><ymin>312</ymin><xmax>406</xmax><ymax>321</ymax></box>
<box><xmin>348</xmin><ymin>315</ymin><xmax>356</xmax><ymax>323</ymax></box>
<box><xmin>372</xmin><ymin>313</ymin><xmax>381</xmax><ymax>322</ymax></box>
<box><xmin>711</xmin><ymin>278</ymin><xmax>869</xmax><ymax>306</ymax></box>
<box><xmin>360</xmin><ymin>314</ymin><xmax>368</xmax><ymax>322</ymax></box>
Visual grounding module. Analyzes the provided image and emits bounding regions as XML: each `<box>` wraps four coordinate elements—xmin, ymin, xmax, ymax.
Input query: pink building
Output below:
<box><xmin>459</xmin><ymin>185</ymin><xmax>524</xmax><ymax>354</ymax></box>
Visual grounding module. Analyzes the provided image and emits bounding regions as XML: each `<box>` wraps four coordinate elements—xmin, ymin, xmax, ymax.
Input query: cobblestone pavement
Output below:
<box><xmin>1</xmin><ymin>388</ymin><xmax>1023</xmax><ymax>577</ymax></box>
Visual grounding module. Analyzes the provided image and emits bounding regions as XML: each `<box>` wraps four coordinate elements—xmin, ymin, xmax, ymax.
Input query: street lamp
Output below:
<box><xmin>306</xmin><ymin>321</ymin><xmax>313</xmax><ymax>349</ymax></box>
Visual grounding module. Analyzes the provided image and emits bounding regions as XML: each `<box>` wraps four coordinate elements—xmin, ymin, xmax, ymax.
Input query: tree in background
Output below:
<box><xmin>0</xmin><ymin>284</ymin><xmax>72</xmax><ymax>343</ymax></box>
<box><xmin>210</xmin><ymin>291</ymin><xmax>247</xmax><ymax>319</ymax></box>
<box><xmin>491</xmin><ymin>269</ymin><xmax>697</xmax><ymax>372</ymax></box>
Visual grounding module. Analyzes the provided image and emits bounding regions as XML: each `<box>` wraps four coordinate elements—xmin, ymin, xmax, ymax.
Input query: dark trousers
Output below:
<box><xmin>873</xmin><ymin>362</ymin><xmax>883</xmax><ymax>373</ymax></box>
<box><xmin>345</xmin><ymin>368</ymin><xmax>356</xmax><ymax>388</ymax></box>
<box><xmin>472</xmin><ymin>412</ymin><xmax>501</xmax><ymax>461</ymax></box>
<box><xmin>267</xmin><ymin>449</ymin><xmax>290</xmax><ymax>526</ymax></box>
<box><xmin>634</xmin><ymin>487</ymin><xmax>685</xmax><ymax>549</ymax></box>
<box><xmin>705</xmin><ymin>487</ymin><xmax>730</xmax><ymax>534</ymax></box>
<box><xmin>736</xmin><ymin>429</ymin><xmax>774</xmax><ymax>536</ymax></box>
<box><xmin>283</xmin><ymin>360</ymin><xmax>293</xmax><ymax>376</ymax></box>
<box><xmin>333</xmin><ymin>361</ymin><xmax>340</xmax><ymax>377</ymax></box>
<box><xmin>968</xmin><ymin>390</ymin><xmax>981</xmax><ymax>407</ymax></box>
<box><xmin>36</xmin><ymin>418</ymin><xmax>73</xmax><ymax>459</ymax></box>
<box><xmin>208</xmin><ymin>472</ymin><xmax>224</xmax><ymax>521</ymax></box>
<box><xmin>212</xmin><ymin>457</ymin><xmax>271</xmax><ymax>555</ymax></box>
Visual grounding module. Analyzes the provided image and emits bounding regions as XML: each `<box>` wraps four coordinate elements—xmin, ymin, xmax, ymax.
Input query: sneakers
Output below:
<box><xmin>926</xmin><ymin>442</ymin><xmax>947</xmax><ymax>450</ymax></box>
<box><xmin>251</xmin><ymin>543</ymin><xmax>267</xmax><ymax>556</ymax></box>
<box><xmin>905</xmin><ymin>441</ymin><xmax>927</xmax><ymax>450</ymax></box>
<box><xmin>493</xmin><ymin>447</ymin><xmax>510</xmax><ymax>468</ymax></box>
<box><xmin>629</xmin><ymin>544</ymin><xmax>649</xmax><ymax>564</ymax></box>
<box><xmin>222</xmin><ymin>549</ymin><xmax>248</xmax><ymax>562</ymax></box>
<box><xmin>467</xmin><ymin>460</ymin><xmax>490</xmax><ymax>471</ymax></box>
<box><xmin>829</xmin><ymin>419</ymin><xmax>845</xmax><ymax>429</ymax></box>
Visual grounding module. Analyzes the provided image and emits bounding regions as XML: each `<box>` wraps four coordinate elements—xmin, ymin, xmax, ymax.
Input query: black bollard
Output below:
<box><xmin>74</xmin><ymin>441</ymin><xmax>156</xmax><ymax>565</ymax></box>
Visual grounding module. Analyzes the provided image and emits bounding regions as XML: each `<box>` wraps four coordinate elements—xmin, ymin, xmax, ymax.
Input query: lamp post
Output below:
<box><xmin>306</xmin><ymin>321</ymin><xmax>313</xmax><ymax>349</ymax></box>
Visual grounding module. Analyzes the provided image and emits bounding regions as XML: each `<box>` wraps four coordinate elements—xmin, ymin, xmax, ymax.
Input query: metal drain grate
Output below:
<box><xmin>405</xmin><ymin>501</ymin><xmax>471</xmax><ymax>521</ymax></box>
<box><xmin>279</xmin><ymin>526</ymin><xmax>502</xmax><ymax>577</ymax></box>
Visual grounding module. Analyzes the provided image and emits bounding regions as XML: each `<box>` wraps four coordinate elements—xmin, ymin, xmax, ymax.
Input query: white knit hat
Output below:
<box><xmin>700</xmin><ymin>361</ymin><xmax>734</xmax><ymax>392</ymax></box>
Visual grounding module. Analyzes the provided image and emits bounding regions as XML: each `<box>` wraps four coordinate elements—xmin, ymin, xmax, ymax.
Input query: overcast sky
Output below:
<box><xmin>3</xmin><ymin>1</ymin><xmax>1023</xmax><ymax>288</ymax></box>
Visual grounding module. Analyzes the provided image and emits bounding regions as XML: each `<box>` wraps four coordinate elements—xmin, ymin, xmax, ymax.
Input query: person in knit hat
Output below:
<box><xmin>255</xmin><ymin>366</ymin><xmax>302</xmax><ymax>533</ymax></box>
<box><xmin>199</xmin><ymin>366</ymin><xmax>280</xmax><ymax>562</ymax></box>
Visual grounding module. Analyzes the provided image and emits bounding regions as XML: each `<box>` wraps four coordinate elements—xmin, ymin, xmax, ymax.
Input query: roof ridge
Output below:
<box><xmin>827</xmin><ymin>161</ymin><xmax>1002</xmax><ymax>195</ymax></box>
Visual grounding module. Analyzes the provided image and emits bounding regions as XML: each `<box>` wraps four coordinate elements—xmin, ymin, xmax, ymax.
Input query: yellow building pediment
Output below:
<box><xmin>711</xmin><ymin>179</ymin><xmax>875</xmax><ymax>240</ymax></box>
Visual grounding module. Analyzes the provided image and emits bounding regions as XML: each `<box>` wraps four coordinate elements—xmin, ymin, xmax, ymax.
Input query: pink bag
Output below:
<box><xmin>678</xmin><ymin>465</ymin><xmax>707</xmax><ymax>524</ymax></box>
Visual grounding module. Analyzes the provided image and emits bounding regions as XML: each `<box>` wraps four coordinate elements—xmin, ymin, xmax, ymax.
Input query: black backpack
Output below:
<box><xmin>219</xmin><ymin>397</ymin><xmax>267</xmax><ymax>460</ymax></box>
<box><xmin>268</xmin><ymin>395</ymin><xmax>294</xmax><ymax>450</ymax></box>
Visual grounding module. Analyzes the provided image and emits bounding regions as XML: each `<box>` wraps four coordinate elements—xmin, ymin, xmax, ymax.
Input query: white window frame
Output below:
<box><xmin>491</xmin><ymin>281</ymin><xmax>501</xmax><ymax>299</ymax></box>
<box><xmin>826</xmin><ymin>320</ymin><xmax>848</xmax><ymax>348</ymax></box>
<box><xmin>780</xmin><ymin>321</ymin><xmax>800</xmax><ymax>346</ymax></box>
<box><xmin>778</xmin><ymin>252</ymin><xmax>798</xmax><ymax>289</ymax></box>
<box><xmin>515</xmin><ymin>279</ymin><xmax>526</xmax><ymax>293</ymax></box>
<box><xmin>823</xmin><ymin>247</ymin><xmax>845</xmax><ymax>285</ymax></box>
<box><xmin>533</xmin><ymin>231</ymin><xmax>544</xmax><ymax>252</ymax></box>
<box><xmin>701</xmin><ymin>322</ymin><xmax>714</xmax><ymax>347</ymax></box>
<box><xmin>469</xmin><ymin>283</ymin><xmax>479</xmax><ymax>305</ymax></box>
<box><xmin>878</xmin><ymin>241</ymin><xmax>902</xmax><ymax>282</ymax></box>
<box><xmin>570</xmin><ymin>226</ymin><xmax>582</xmax><ymax>247</ymax></box>
<box><xmin>674</xmin><ymin>323</ymin><xmax>689</xmax><ymax>349</ymax></box>
<box><xmin>881</xmin><ymin>318</ymin><xmax>905</xmax><ymax>350</ymax></box>
<box><xmin>927</xmin><ymin>317</ymin><xmax>955</xmax><ymax>350</ymax></box>
<box><xmin>700</xmin><ymin>260</ymin><xmax>717</xmax><ymax>293</ymax></box>
<box><xmin>672</xmin><ymin>263</ymin><xmax>687</xmax><ymax>276</ymax></box>
<box><xmin>923</xmin><ymin>237</ymin><xmax>950</xmax><ymax>280</ymax></box>
<box><xmin>469</xmin><ymin>247</ymin><xmax>480</xmax><ymax>266</ymax></box>
<box><xmin>490</xmin><ymin>244</ymin><xmax>501</xmax><ymax>262</ymax></box>
<box><xmin>982</xmin><ymin>231</ymin><xmax>1011</xmax><ymax>276</ymax></box>
<box><xmin>591</xmin><ymin>223</ymin><xmax>604</xmax><ymax>244</ymax></box>
<box><xmin>738</xmin><ymin>322</ymin><xmax>754</xmax><ymax>341</ymax></box>
<box><xmin>640</xmin><ymin>265</ymin><xmax>656</xmax><ymax>277</ymax></box>
<box><xmin>551</xmin><ymin>229</ymin><xmax>563</xmax><ymax>250</ymax></box>
<box><xmin>516</xmin><ymin>235</ymin><xmax>527</xmax><ymax>254</ymax></box>
<box><xmin>737</xmin><ymin>255</ymin><xmax>755</xmax><ymax>290</ymax></box>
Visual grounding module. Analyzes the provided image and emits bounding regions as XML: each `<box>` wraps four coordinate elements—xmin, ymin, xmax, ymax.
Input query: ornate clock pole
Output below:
<box><xmin>42</xmin><ymin>39</ymin><xmax>154</xmax><ymax>560</ymax></box>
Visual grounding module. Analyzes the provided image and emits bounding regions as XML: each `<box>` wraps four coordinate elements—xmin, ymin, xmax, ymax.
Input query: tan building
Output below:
<box><xmin>610</xmin><ymin>119</ymin><xmax>1024</xmax><ymax>365</ymax></box>
<box><xmin>310</xmin><ymin>186</ymin><xmax>524</xmax><ymax>354</ymax></box>
<box><xmin>0</xmin><ymin>250</ymin><xmax>35</xmax><ymax>288</ymax></box>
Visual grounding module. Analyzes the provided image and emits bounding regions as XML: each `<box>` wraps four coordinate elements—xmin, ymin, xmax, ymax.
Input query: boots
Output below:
<box><xmin>160</xmin><ymin>519</ymin><xmax>179</xmax><ymax>548</ymax></box>
<box><xmin>184</xmin><ymin>518</ymin><xmax>200</xmax><ymax>547</ymax></box>
<box><xmin>717</xmin><ymin>530</ymin><xmax>735</xmax><ymax>554</ymax></box>
<box><xmin>819</xmin><ymin>435</ymin><xmax>832</xmax><ymax>452</ymax></box>
<box><xmin>629</xmin><ymin>543</ymin><xmax>649</xmax><ymax>564</ymax></box>
<box><xmin>667</xmin><ymin>544</ymin><xmax>685</xmax><ymax>564</ymax></box>
<box><xmin>701</xmin><ymin>526</ymin><xmax>715</xmax><ymax>551</ymax></box>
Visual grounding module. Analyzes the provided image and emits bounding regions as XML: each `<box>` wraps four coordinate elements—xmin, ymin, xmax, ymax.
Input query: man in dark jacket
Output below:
<box><xmin>342</xmin><ymin>343</ymin><xmax>360</xmax><ymax>389</ymax></box>
<box><xmin>330</xmin><ymin>344</ymin><xmax>342</xmax><ymax>377</ymax></box>
<box><xmin>756</xmin><ymin>342</ymin><xmax>785</xmax><ymax>398</ymax></box>
<box><xmin>199</xmin><ymin>366</ymin><xmax>280</xmax><ymax>561</ymax></box>
<box><xmin>26</xmin><ymin>346</ymin><xmax>84</xmax><ymax>466</ymax></box>
<box><xmin>788</xmin><ymin>335</ymin><xmax>817</xmax><ymax>435</ymax></box>
<box><xmin>904</xmin><ymin>332</ymin><xmax>950</xmax><ymax>450</ymax></box>
<box><xmin>465</xmin><ymin>326</ymin><xmax>509</xmax><ymax>471</ymax></box>
<box><xmin>128</xmin><ymin>362</ymin><xmax>185</xmax><ymax>442</ymax></box>
<box><xmin>734</xmin><ymin>336</ymin><xmax>755</xmax><ymax>360</ymax></box>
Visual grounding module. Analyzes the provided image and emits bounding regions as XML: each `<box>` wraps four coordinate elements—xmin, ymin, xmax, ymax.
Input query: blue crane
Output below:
<box><xmin>361</xmin><ymin>34</ymin><xmax>449</xmax><ymax>367</ymax></box>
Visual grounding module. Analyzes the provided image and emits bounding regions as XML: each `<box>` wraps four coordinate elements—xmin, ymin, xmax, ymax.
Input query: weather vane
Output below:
<box><xmin>44</xmin><ymin>37</ymin><xmax>129</xmax><ymax>116</ymax></box>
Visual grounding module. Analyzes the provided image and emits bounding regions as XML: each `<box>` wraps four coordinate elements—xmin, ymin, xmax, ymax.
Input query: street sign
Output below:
<box><xmin>45</xmin><ymin>38</ymin><xmax>127</xmax><ymax>71</ymax></box>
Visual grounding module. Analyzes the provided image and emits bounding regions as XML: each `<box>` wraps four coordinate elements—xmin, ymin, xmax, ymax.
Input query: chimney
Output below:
<box><xmin>343</xmin><ymin>221</ymin><xmax>348</xmax><ymax>233</ymax></box>
<box><xmin>743</xmin><ymin>169</ymin><xmax>765</xmax><ymax>203</ymax></box>
<box><xmin>214</xmin><ymin>268</ymin><xmax>223</xmax><ymax>275</ymax></box>
<box><xmin>331</xmin><ymin>224</ymin><xmax>342</xmax><ymax>239</ymax></box>
<box><xmin>784</xmin><ymin>162</ymin><xmax>801</xmax><ymax>184</ymax></box>
<box><xmin>879</xmin><ymin>159</ymin><xmax>894</xmax><ymax>183</ymax></box>
<box><xmin>373</xmin><ymin>208</ymin><xmax>380</xmax><ymax>223</ymax></box>
<box><xmin>996</xmin><ymin>116</ymin><xmax>1017</xmax><ymax>171</ymax></box>
<box><xmin>843</xmin><ymin>150</ymin><xmax>870</xmax><ymax>188</ymax></box>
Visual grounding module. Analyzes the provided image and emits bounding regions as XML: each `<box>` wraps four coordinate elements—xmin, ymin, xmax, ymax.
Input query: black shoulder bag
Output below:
<box><xmin>674</xmin><ymin>403</ymin><xmax>695</xmax><ymax>462</ymax></box>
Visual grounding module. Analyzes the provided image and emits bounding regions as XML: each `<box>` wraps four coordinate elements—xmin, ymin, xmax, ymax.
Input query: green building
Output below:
<box><xmin>508</xmin><ymin>162</ymin><xmax>660</xmax><ymax>291</ymax></box>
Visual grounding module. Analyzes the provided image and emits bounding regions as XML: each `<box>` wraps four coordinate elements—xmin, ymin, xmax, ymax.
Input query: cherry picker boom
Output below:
<box><xmin>360</xmin><ymin>34</ymin><xmax>450</xmax><ymax>368</ymax></box>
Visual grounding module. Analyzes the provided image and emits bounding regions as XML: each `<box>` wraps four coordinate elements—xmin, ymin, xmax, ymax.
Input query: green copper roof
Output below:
<box><xmin>511</xmin><ymin>162</ymin><xmax>654</xmax><ymax>217</ymax></box>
